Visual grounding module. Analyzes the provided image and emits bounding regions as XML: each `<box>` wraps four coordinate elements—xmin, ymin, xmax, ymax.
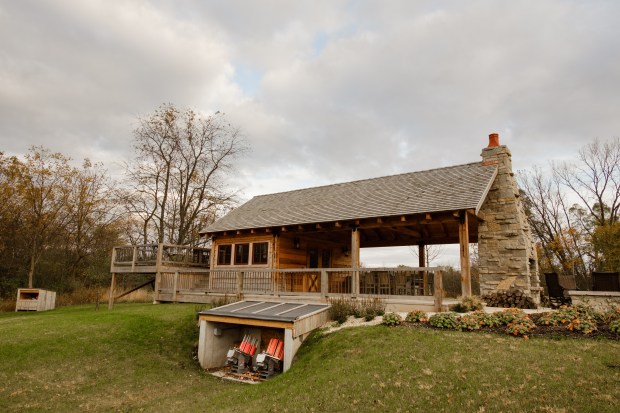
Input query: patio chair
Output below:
<box><xmin>362</xmin><ymin>272</ymin><xmax>376</xmax><ymax>294</ymax></box>
<box><xmin>544</xmin><ymin>272</ymin><xmax>572</xmax><ymax>308</ymax></box>
<box><xmin>377</xmin><ymin>271</ymin><xmax>391</xmax><ymax>295</ymax></box>
<box><xmin>592</xmin><ymin>271</ymin><xmax>620</xmax><ymax>292</ymax></box>
<box><xmin>394</xmin><ymin>273</ymin><xmax>409</xmax><ymax>295</ymax></box>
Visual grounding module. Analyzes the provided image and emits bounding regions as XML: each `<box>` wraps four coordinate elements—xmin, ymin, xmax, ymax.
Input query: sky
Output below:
<box><xmin>1</xmin><ymin>0</ymin><xmax>620</xmax><ymax>266</ymax></box>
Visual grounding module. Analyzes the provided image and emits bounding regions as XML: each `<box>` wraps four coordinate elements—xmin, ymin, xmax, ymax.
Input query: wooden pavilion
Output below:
<box><xmin>109</xmin><ymin>133</ymin><xmax>541</xmax><ymax>310</ymax></box>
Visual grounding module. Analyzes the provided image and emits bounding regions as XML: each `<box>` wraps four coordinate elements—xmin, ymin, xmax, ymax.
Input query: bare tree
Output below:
<box><xmin>409</xmin><ymin>244</ymin><xmax>443</xmax><ymax>266</ymax></box>
<box><xmin>555</xmin><ymin>138</ymin><xmax>620</xmax><ymax>226</ymax></box>
<box><xmin>519</xmin><ymin>167</ymin><xmax>589</xmax><ymax>285</ymax></box>
<box><xmin>123</xmin><ymin>104</ymin><xmax>246</xmax><ymax>246</ymax></box>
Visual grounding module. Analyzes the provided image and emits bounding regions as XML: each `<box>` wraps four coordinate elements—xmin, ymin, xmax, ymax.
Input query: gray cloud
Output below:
<box><xmin>2</xmin><ymin>0</ymin><xmax>619</xmax><ymax>265</ymax></box>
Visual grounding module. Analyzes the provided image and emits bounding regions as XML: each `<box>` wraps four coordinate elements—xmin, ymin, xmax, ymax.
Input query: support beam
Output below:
<box><xmin>434</xmin><ymin>270</ymin><xmax>444</xmax><ymax>312</ymax></box>
<box><xmin>351</xmin><ymin>228</ymin><xmax>360</xmax><ymax>295</ymax></box>
<box><xmin>108</xmin><ymin>273</ymin><xmax>117</xmax><ymax>310</ymax></box>
<box><xmin>419</xmin><ymin>244</ymin><xmax>427</xmax><ymax>294</ymax></box>
<box><xmin>459</xmin><ymin>212</ymin><xmax>472</xmax><ymax>297</ymax></box>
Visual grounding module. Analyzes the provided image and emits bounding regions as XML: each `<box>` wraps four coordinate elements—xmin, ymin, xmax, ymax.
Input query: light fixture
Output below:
<box><xmin>293</xmin><ymin>238</ymin><xmax>300</xmax><ymax>249</ymax></box>
<box><xmin>342</xmin><ymin>246</ymin><xmax>349</xmax><ymax>257</ymax></box>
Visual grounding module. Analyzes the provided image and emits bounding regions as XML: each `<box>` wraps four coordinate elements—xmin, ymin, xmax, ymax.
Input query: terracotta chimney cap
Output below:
<box><xmin>488</xmin><ymin>133</ymin><xmax>499</xmax><ymax>148</ymax></box>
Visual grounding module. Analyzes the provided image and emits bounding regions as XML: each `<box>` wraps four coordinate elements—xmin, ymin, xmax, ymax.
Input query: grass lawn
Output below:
<box><xmin>0</xmin><ymin>304</ymin><xmax>618</xmax><ymax>412</ymax></box>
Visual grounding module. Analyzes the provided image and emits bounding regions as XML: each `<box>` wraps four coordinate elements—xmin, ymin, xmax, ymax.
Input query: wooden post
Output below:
<box><xmin>108</xmin><ymin>273</ymin><xmax>117</xmax><ymax>310</ymax></box>
<box><xmin>156</xmin><ymin>243</ymin><xmax>164</xmax><ymax>271</ymax></box>
<box><xmin>131</xmin><ymin>245</ymin><xmax>137</xmax><ymax>272</ymax></box>
<box><xmin>459</xmin><ymin>212</ymin><xmax>472</xmax><ymax>297</ymax></box>
<box><xmin>236</xmin><ymin>270</ymin><xmax>244</xmax><ymax>300</ymax></box>
<box><xmin>321</xmin><ymin>269</ymin><xmax>328</xmax><ymax>299</ymax></box>
<box><xmin>433</xmin><ymin>270</ymin><xmax>443</xmax><ymax>312</ymax></box>
<box><xmin>419</xmin><ymin>244</ymin><xmax>427</xmax><ymax>294</ymax></box>
<box><xmin>172</xmin><ymin>271</ymin><xmax>179</xmax><ymax>303</ymax></box>
<box><xmin>351</xmin><ymin>228</ymin><xmax>360</xmax><ymax>296</ymax></box>
<box><xmin>110</xmin><ymin>247</ymin><xmax>117</xmax><ymax>273</ymax></box>
<box><xmin>153</xmin><ymin>271</ymin><xmax>161</xmax><ymax>304</ymax></box>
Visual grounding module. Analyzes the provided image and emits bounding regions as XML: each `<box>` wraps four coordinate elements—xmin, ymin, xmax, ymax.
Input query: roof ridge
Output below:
<box><xmin>252</xmin><ymin>161</ymin><xmax>486</xmax><ymax>199</ymax></box>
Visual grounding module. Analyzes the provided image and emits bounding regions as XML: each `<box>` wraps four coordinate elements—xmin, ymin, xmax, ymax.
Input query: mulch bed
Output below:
<box><xmin>403</xmin><ymin>312</ymin><xmax>620</xmax><ymax>340</ymax></box>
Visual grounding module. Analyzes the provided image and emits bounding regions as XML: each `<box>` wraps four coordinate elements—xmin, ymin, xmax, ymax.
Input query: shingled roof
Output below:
<box><xmin>203</xmin><ymin>162</ymin><xmax>498</xmax><ymax>234</ymax></box>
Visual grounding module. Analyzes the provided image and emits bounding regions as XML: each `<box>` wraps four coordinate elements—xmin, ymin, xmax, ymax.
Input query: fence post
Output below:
<box><xmin>321</xmin><ymin>270</ymin><xmax>328</xmax><ymax>300</ymax></box>
<box><xmin>434</xmin><ymin>270</ymin><xmax>444</xmax><ymax>312</ymax></box>
<box><xmin>153</xmin><ymin>271</ymin><xmax>161</xmax><ymax>304</ymax></box>
<box><xmin>108</xmin><ymin>273</ymin><xmax>116</xmax><ymax>310</ymax></box>
<box><xmin>272</xmin><ymin>270</ymin><xmax>279</xmax><ymax>297</ymax></box>
<box><xmin>110</xmin><ymin>247</ymin><xmax>117</xmax><ymax>273</ymax></box>
<box><xmin>131</xmin><ymin>245</ymin><xmax>137</xmax><ymax>272</ymax></box>
<box><xmin>236</xmin><ymin>271</ymin><xmax>244</xmax><ymax>300</ymax></box>
<box><xmin>156</xmin><ymin>243</ymin><xmax>164</xmax><ymax>271</ymax></box>
<box><xmin>172</xmin><ymin>271</ymin><xmax>179</xmax><ymax>303</ymax></box>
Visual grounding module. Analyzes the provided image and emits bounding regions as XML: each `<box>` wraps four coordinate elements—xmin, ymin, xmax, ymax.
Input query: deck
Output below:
<box><xmin>109</xmin><ymin>244</ymin><xmax>448</xmax><ymax>312</ymax></box>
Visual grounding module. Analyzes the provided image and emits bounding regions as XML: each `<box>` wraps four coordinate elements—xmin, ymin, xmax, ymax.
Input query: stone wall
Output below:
<box><xmin>477</xmin><ymin>136</ymin><xmax>542</xmax><ymax>304</ymax></box>
<box><xmin>568</xmin><ymin>291</ymin><xmax>620</xmax><ymax>312</ymax></box>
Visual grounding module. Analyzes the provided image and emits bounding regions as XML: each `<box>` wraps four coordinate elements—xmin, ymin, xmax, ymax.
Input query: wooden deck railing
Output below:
<box><xmin>156</xmin><ymin>267</ymin><xmax>445</xmax><ymax>310</ymax></box>
<box><xmin>111</xmin><ymin>244</ymin><xmax>211</xmax><ymax>272</ymax></box>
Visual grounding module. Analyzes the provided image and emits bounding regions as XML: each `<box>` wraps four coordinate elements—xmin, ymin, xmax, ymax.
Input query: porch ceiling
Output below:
<box><xmin>213</xmin><ymin>210</ymin><xmax>479</xmax><ymax>248</ymax></box>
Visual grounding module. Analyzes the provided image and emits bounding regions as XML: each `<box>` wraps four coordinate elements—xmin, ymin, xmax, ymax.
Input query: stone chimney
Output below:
<box><xmin>477</xmin><ymin>133</ymin><xmax>541</xmax><ymax>304</ymax></box>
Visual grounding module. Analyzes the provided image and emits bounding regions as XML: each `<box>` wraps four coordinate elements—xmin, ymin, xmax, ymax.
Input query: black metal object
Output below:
<box><xmin>592</xmin><ymin>272</ymin><xmax>620</xmax><ymax>292</ymax></box>
<box><xmin>544</xmin><ymin>273</ymin><xmax>572</xmax><ymax>308</ymax></box>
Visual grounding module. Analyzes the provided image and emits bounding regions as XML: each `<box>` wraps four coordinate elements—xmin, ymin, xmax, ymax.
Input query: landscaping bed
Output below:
<box><xmin>404</xmin><ymin>311</ymin><xmax>620</xmax><ymax>340</ymax></box>
<box><xmin>393</xmin><ymin>305</ymin><xmax>620</xmax><ymax>340</ymax></box>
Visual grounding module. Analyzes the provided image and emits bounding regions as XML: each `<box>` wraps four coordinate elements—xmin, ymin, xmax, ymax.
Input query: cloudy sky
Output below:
<box><xmin>1</xmin><ymin>0</ymin><xmax>619</xmax><ymax>266</ymax></box>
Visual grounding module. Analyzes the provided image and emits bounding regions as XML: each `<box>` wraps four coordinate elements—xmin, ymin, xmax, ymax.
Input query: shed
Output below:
<box><xmin>197</xmin><ymin>300</ymin><xmax>330</xmax><ymax>372</ymax></box>
<box><xmin>15</xmin><ymin>288</ymin><xmax>56</xmax><ymax>312</ymax></box>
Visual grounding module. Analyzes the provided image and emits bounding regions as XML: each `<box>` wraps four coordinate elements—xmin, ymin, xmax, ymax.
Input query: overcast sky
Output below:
<box><xmin>1</xmin><ymin>0</ymin><xmax>619</xmax><ymax>266</ymax></box>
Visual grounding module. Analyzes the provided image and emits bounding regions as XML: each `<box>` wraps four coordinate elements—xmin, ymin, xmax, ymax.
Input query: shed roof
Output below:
<box><xmin>203</xmin><ymin>162</ymin><xmax>497</xmax><ymax>234</ymax></box>
<box><xmin>200</xmin><ymin>300</ymin><xmax>330</xmax><ymax>323</ymax></box>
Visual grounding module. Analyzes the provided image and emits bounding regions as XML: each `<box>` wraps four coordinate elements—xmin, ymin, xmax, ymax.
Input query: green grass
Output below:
<box><xmin>1</xmin><ymin>304</ymin><xmax>619</xmax><ymax>412</ymax></box>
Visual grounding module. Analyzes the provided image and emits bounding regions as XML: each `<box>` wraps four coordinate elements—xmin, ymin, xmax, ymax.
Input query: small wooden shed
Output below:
<box><xmin>15</xmin><ymin>288</ymin><xmax>56</xmax><ymax>312</ymax></box>
<box><xmin>197</xmin><ymin>301</ymin><xmax>330</xmax><ymax>372</ymax></box>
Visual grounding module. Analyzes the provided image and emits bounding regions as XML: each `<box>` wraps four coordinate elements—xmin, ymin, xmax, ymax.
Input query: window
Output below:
<box><xmin>217</xmin><ymin>244</ymin><xmax>232</xmax><ymax>265</ymax></box>
<box><xmin>234</xmin><ymin>243</ymin><xmax>250</xmax><ymax>265</ymax></box>
<box><xmin>252</xmin><ymin>242</ymin><xmax>269</xmax><ymax>264</ymax></box>
<box><xmin>308</xmin><ymin>249</ymin><xmax>319</xmax><ymax>268</ymax></box>
<box><xmin>321</xmin><ymin>249</ymin><xmax>332</xmax><ymax>268</ymax></box>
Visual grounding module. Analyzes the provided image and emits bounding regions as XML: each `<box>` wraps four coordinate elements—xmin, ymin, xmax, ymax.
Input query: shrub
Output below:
<box><xmin>211</xmin><ymin>295</ymin><xmax>236</xmax><ymax>309</ymax></box>
<box><xmin>405</xmin><ymin>310</ymin><xmax>428</xmax><ymax>323</ymax></box>
<box><xmin>358</xmin><ymin>297</ymin><xmax>386</xmax><ymax>321</ymax></box>
<box><xmin>450</xmin><ymin>296</ymin><xmax>484</xmax><ymax>313</ymax></box>
<box><xmin>382</xmin><ymin>312</ymin><xmax>402</xmax><ymax>326</ymax></box>
<box><xmin>539</xmin><ymin>305</ymin><xmax>599</xmax><ymax>335</ymax></box>
<box><xmin>505</xmin><ymin>316</ymin><xmax>535</xmax><ymax>338</ymax></box>
<box><xmin>328</xmin><ymin>297</ymin><xmax>358</xmax><ymax>324</ymax></box>
<box><xmin>428</xmin><ymin>312</ymin><xmax>459</xmax><ymax>329</ymax></box>
<box><xmin>470</xmin><ymin>310</ymin><xmax>502</xmax><ymax>328</ymax></box>
<box><xmin>457</xmin><ymin>314</ymin><xmax>481</xmax><ymax>331</ymax></box>
<box><xmin>597</xmin><ymin>306</ymin><xmax>620</xmax><ymax>324</ymax></box>
<box><xmin>494</xmin><ymin>308</ymin><xmax>527</xmax><ymax>325</ymax></box>
<box><xmin>330</xmin><ymin>297</ymin><xmax>386</xmax><ymax>322</ymax></box>
<box><xmin>610</xmin><ymin>319</ymin><xmax>620</xmax><ymax>334</ymax></box>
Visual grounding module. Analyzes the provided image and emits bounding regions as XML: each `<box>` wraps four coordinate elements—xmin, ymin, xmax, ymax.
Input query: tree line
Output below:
<box><xmin>0</xmin><ymin>104</ymin><xmax>245</xmax><ymax>297</ymax></box>
<box><xmin>520</xmin><ymin>138</ymin><xmax>620</xmax><ymax>288</ymax></box>
<box><xmin>0</xmin><ymin>101</ymin><xmax>616</xmax><ymax>297</ymax></box>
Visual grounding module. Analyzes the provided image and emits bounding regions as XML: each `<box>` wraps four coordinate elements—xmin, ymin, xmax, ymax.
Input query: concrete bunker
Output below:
<box><xmin>197</xmin><ymin>301</ymin><xmax>330</xmax><ymax>375</ymax></box>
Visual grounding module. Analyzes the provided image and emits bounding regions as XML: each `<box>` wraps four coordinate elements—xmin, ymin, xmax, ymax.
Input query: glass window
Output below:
<box><xmin>252</xmin><ymin>242</ymin><xmax>269</xmax><ymax>265</ymax></box>
<box><xmin>234</xmin><ymin>243</ymin><xmax>250</xmax><ymax>265</ymax></box>
<box><xmin>321</xmin><ymin>249</ymin><xmax>332</xmax><ymax>268</ymax></box>
<box><xmin>308</xmin><ymin>249</ymin><xmax>319</xmax><ymax>268</ymax></box>
<box><xmin>217</xmin><ymin>244</ymin><xmax>232</xmax><ymax>265</ymax></box>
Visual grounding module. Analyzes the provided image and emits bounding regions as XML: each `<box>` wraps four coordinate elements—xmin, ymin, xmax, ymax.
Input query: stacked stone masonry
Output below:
<box><xmin>478</xmin><ymin>144</ymin><xmax>541</xmax><ymax>304</ymax></box>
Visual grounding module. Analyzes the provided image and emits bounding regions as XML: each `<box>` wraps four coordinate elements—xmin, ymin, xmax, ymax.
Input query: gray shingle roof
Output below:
<box><xmin>203</xmin><ymin>162</ymin><xmax>497</xmax><ymax>234</ymax></box>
